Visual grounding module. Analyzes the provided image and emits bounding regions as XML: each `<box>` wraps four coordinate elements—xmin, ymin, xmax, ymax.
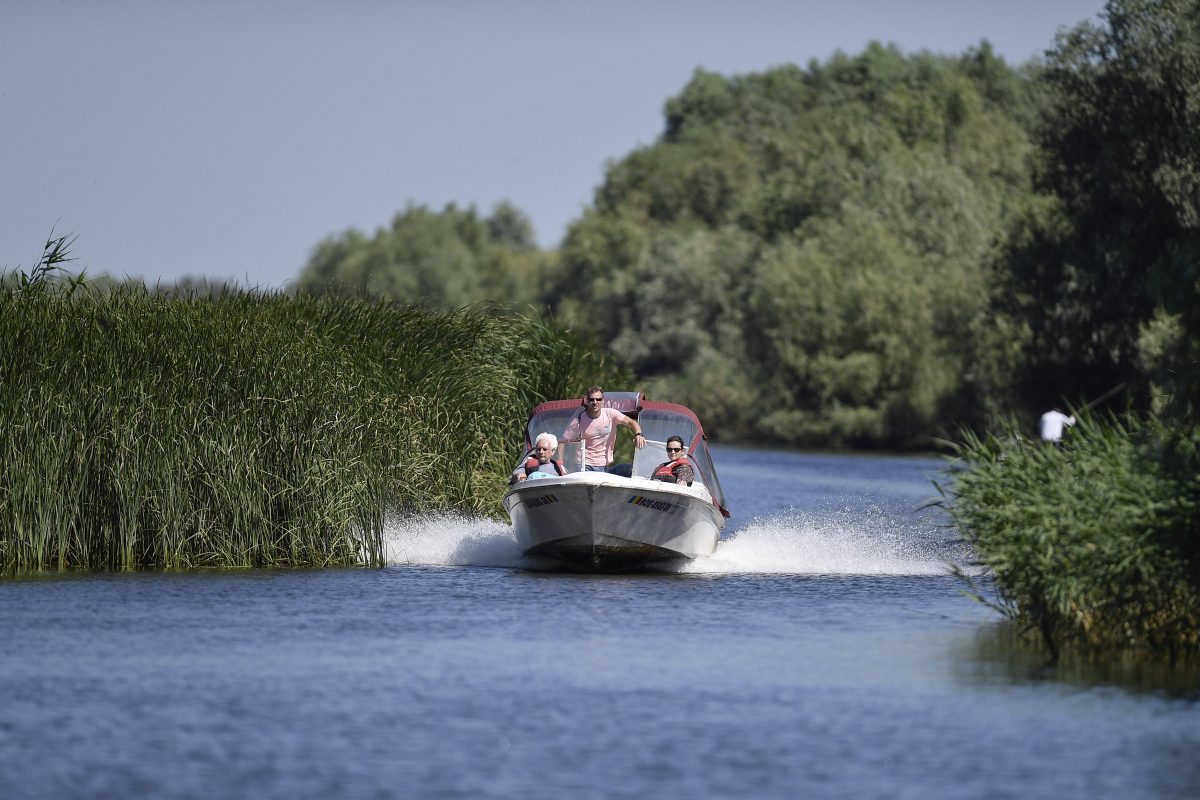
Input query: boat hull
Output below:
<box><xmin>503</xmin><ymin>473</ymin><xmax>723</xmax><ymax>571</ymax></box>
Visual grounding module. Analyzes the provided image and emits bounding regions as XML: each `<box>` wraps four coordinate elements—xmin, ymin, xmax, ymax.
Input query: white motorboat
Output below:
<box><xmin>502</xmin><ymin>392</ymin><xmax>730</xmax><ymax>570</ymax></box>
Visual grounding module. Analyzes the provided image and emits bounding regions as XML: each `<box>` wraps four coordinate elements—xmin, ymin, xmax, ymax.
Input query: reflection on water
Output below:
<box><xmin>956</xmin><ymin>620</ymin><xmax>1200</xmax><ymax>699</ymax></box>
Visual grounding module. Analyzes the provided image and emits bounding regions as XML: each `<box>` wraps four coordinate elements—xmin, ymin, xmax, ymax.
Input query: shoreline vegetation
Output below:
<box><xmin>939</xmin><ymin>414</ymin><xmax>1199</xmax><ymax>656</ymax></box>
<box><xmin>0</xmin><ymin>238</ymin><xmax>625</xmax><ymax>574</ymax></box>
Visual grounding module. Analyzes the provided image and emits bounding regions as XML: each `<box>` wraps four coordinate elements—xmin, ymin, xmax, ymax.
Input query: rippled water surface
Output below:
<box><xmin>3</xmin><ymin>447</ymin><xmax>1198</xmax><ymax>799</ymax></box>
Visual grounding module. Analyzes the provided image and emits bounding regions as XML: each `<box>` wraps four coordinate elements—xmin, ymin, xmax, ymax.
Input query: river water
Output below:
<box><xmin>2</xmin><ymin>447</ymin><xmax>1198</xmax><ymax>799</ymax></box>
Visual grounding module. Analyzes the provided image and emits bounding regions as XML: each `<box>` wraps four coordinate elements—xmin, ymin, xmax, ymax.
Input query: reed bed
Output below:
<box><xmin>940</xmin><ymin>414</ymin><xmax>1200</xmax><ymax>654</ymax></box>
<box><xmin>1</xmin><ymin>268</ymin><xmax>622</xmax><ymax>574</ymax></box>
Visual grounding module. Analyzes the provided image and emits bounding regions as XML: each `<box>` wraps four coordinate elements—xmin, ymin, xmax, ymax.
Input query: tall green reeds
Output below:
<box><xmin>939</xmin><ymin>413</ymin><xmax>1200</xmax><ymax>654</ymax></box>
<box><xmin>1</xmin><ymin>251</ymin><xmax>623</xmax><ymax>574</ymax></box>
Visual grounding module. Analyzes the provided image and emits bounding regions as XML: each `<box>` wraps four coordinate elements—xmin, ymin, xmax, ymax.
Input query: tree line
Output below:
<box><xmin>295</xmin><ymin>0</ymin><xmax>1197</xmax><ymax>450</ymax></box>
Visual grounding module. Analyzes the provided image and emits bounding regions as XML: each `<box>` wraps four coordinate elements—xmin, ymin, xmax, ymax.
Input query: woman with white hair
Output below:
<box><xmin>509</xmin><ymin>432</ymin><xmax>566</xmax><ymax>484</ymax></box>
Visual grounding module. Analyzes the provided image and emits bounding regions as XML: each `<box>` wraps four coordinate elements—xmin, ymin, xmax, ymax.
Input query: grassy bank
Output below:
<box><xmin>1</xmin><ymin>270</ymin><xmax>623</xmax><ymax>574</ymax></box>
<box><xmin>940</xmin><ymin>414</ymin><xmax>1200</xmax><ymax>655</ymax></box>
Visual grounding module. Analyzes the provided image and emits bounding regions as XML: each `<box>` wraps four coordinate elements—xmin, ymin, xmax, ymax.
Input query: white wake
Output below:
<box><xmin>382</xmin><ymin>512</ymin><xmax>525</xmax><ymax>568</ymax></box>
<box><xmin>382</xmin><ymin>510</ymin><xmax>972</xmax><ymax>576</ymax></box>
<box><xmin>682</xmin><ymin>510</ymin><xmax>964</xmax><ymax>575</ymax></box>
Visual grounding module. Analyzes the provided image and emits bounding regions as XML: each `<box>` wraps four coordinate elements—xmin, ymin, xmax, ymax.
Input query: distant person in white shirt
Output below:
<box><xmin>1039</xmin><ymin>408</ymin><xmax>1076</xmax><ymax>444</ymax></box>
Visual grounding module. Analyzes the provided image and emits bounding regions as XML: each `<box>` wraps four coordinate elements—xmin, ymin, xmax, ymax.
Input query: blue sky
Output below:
<box><xmin>2</xmin><ymin>0</ymin><xmax>1105</xmax><ymax>288</ymax></box>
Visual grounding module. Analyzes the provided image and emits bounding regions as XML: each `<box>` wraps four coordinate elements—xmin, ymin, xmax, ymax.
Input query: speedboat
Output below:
<box><xmin>502</xmin><ymin>392</ymin><xmax>730</xmax><ymax>571</ymax></box>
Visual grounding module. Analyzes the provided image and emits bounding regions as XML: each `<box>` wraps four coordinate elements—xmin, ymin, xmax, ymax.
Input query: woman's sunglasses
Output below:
<box><xmin>666</xmin><ymin>446</ymin><xmax>683</xmax><ymax>453</ymax></box>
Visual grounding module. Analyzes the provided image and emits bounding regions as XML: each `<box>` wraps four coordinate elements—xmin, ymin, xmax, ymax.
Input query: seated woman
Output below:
<box><xmin>651</xmin><ymin>435</ymin><xmax>694</xmax><ymax>487</ymax></box>
<box><xmin>510</xmin><ymin>432</ymin><xmax>567</xmax><ymax>484</ymax></box>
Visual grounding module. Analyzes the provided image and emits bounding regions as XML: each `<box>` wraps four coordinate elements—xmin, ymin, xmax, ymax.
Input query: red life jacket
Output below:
<box><xmin>524</xmin><ymin>457</ymin><xmax>565</xmax><ymax>476</ymax></box>
<box><xmin>652</xmin><ymin>459</ymin><xmax>690</xmax><ymax>484</ymax></box>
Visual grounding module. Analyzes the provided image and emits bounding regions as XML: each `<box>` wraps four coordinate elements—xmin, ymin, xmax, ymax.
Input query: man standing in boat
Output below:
<box><xmin>561</xmin><ymin>386</ymin><xmax>645</xmax><ymax>476</ymax></box>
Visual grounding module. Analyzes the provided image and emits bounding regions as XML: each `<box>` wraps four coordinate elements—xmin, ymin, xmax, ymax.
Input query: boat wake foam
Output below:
<box><xmin>683</xmin><ymin>510</ymin><xmax>973</xmax><ymax>576</ymax></box>
<box><xmin>381</xmin><ymin>509</ymin><xmax>979</xmax><ymax>576</ymax></box>
<box><xmin>382</xmin><ymin>512</ymin><xmax>524</xmax><ymax>569</ymax></box>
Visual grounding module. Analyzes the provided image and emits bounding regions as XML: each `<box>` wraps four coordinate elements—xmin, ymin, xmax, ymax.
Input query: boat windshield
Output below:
<box><xmin>523</xmin><ymin>407</ymin><xmax>594</xmax><ymax>473</ymax></box>
<box><xmin>630</xmin><ymin>408</ymin><xmax>726</xmax><ymax>511</ymax></box>
<box><xmin>521</xmin><ymin>402</ymin><xmax>728</xmax><ymax>514</ymax></box>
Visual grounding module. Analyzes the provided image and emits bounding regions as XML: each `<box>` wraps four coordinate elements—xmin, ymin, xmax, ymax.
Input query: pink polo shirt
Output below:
<box><xmin>562</xmin><ymin>407</ymin><xmax>629</xmax><ymax>467</ymax></box>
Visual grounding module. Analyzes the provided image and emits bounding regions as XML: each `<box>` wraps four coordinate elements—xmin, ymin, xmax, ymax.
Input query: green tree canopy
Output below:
<box><xmin>296</xmin><ymin>201</ymin><xmax>546</xmax><ymax>309</ymax></box>
<box><xmin>291</xmin><ymin>19</ymin><xmax>1200</xmax><ymax>446</ymax></box>
<box><xmin>545</xmin><ymin>42</ymin><xmax>1042</xmax><ymax>445</ymax></box>
<box><xmin>1009</xmin><ymin>0</ymin><xmax>1200</xmax><ymax>417</ymax></box>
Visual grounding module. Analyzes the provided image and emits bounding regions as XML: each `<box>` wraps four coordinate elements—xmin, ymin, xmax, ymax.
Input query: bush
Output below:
<box><xmin>940</xmin><ymin>412</ymin><xmax>1200</xmax><ymax>654</ymax></box>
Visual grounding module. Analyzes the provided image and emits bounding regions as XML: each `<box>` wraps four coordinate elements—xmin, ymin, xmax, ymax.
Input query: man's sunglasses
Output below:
<box><xmin>666</xmin><ymin>446</ymin><xmax>683</xmax><ymax>453</ymax></box>
<box><xmin>586</xmin><ymin>397</ymin><xmax>604</xmax><ymax>403</ymax></box>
